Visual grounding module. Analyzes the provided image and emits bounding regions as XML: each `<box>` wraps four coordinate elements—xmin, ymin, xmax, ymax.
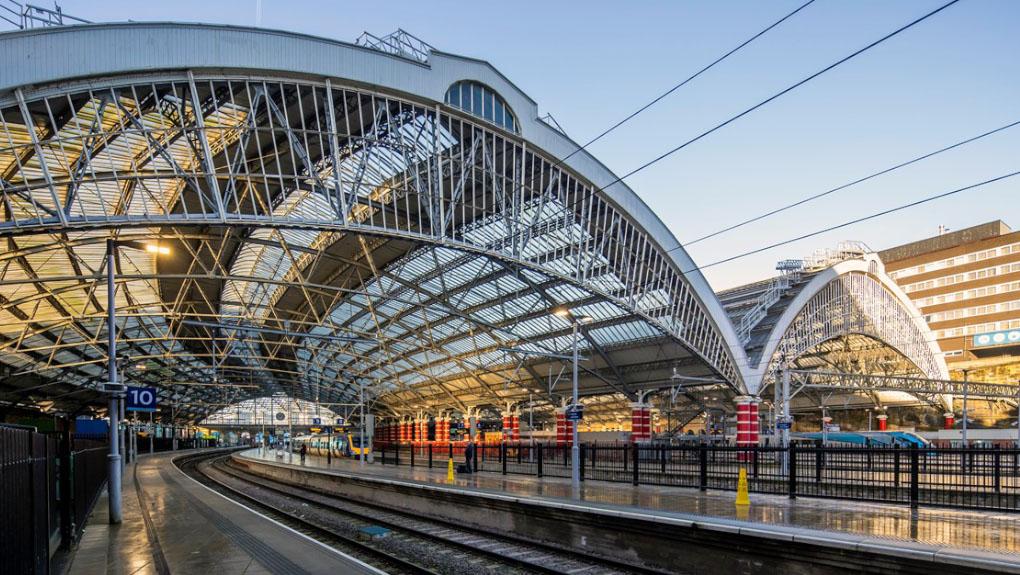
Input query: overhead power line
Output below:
<box><xmin>685</xmin><ymin>118</ymin><xmax>1020</xmax><ymax>246</ymax></box>
<box><xmin>689</xmin><ymin>169</ymin><xmax>1020</xmax><ymax>273</ymax></box>
<box><xmin>555</xmin><ymin>0</ymin><xmax>817</xmax><ymax>164</ymax></box>
<box><xmin>593</xmin><ymin>0</ymin><xmax>963</xmax><ymax>212</ymax></box>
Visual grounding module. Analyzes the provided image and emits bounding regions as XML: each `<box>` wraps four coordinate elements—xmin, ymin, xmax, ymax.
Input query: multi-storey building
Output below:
<box><xmin>879</xmin><ymin>221</ymin><xmax>1020</xmax><ymax>389</ymax></box>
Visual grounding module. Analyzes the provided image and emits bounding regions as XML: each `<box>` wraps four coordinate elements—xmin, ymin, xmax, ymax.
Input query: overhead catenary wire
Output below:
<box><xmin>684</xmin><ymin>118</ymin><xmax>1020</xmax><ymax>246</ymax></box>
<box><xmin>687</xmin><ymin>168</ymin><xmax>1020</xmax><ymax>273</ymax></box>
<box><xmin>550</xmin><ymin>0</ymin><xmax>817</xmax><ymax>166</ymax></box>
<box><xmin>563</xmin><ymin>0</ymin><xmax>963</xmax><ymax>213</ymax></box>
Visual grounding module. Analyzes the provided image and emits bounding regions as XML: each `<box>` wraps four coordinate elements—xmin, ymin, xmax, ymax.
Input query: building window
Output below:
<box><xmin>445</xmin><ymin>81</ymin><xmax>518</xmax><ymax>133</ymax></box>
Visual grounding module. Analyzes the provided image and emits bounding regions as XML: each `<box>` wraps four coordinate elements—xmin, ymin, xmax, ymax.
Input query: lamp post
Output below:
<box><xmin>106</xmin><ymin>238</ymin><xmax>169</xmax><ymax>524</ymax></box>
<box><xmin>553</xmin><ymin>308</ymin><xmax>593</xmax><ymax>495</ymax></box>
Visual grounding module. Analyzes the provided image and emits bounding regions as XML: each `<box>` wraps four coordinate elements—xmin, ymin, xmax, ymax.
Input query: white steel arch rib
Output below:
<box><xmin>748</xmin><ymin>254</ymin><xmax>949</xmax><ymax>397</ymax></box>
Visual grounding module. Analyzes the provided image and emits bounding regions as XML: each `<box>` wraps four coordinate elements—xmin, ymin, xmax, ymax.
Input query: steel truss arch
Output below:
<box><xmin>0</xmin><ymin>24</ymin><xmax>750</xmax><ymax>420</ymax></box>
<box><xmin>751</xmin><ymin>255</ymin><xmax>949</xmax><ymax>401</ymax></box>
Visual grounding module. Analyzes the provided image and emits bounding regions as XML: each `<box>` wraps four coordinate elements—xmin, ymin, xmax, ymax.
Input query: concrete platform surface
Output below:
<box><xmin>66</xmin><ymin>450</ymin><xmax>384</xmax><ymax>575</ymax></box>
<box><xmin>240</xmin><ymin>448</ymin><xmax>1020</xmax><ymax>573</ymax></box>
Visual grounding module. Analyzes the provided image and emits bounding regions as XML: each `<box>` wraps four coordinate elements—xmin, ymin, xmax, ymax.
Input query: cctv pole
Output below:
<box><xmin>105</xmin><ymin>239</ymin><xmax>122</xmax><ymax>524</ymax></box>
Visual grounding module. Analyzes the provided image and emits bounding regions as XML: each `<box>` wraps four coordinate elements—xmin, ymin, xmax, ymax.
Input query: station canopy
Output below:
<box><xmin>0</xmin><ymin>24</ymin><xmax>750</xmax><ymax>425</ymax></box>
<box><xmin>0</xmin><ymin>25</ymin><xmax>949</xmax><ymax>428</ymax></box>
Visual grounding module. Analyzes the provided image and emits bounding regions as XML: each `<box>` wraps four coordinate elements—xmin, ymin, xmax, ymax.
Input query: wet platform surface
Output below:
<box><xmin>67</xmin><ymin>450</ymin><xmax>382</xmax><ymax>575</ymax></box>
<box><xmin>241</xmin><ymin>448</ymin><xmax>1020</xmax><ymax>572</ymax></box>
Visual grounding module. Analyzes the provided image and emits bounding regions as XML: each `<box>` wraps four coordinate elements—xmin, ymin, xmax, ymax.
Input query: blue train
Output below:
<box><xmin>792</xmin><ymin>431</ymin><xmax>929</xmax><ymax>447</ymax></box>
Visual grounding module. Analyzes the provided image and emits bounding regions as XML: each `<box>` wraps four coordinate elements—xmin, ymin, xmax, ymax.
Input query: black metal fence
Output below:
<box><xmin>1</xmin><ymin>425</ymin><xmax>110</xmax><ymax>575</ymax></box>
<box><xmin>375</xmin><ymin>441</ymin><xmax>1020</xmax><ymax>512</ymax></box>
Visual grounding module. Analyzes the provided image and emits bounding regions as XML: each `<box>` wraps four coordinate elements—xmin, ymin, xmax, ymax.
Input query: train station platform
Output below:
<box><xmin>64</xmin><ymin>450</ymin><xmax>383</xmax><ymax>575</ymax></box>
<box><xmin>237</xmin><ymin>448</ymin><xmax>1020</xmax><ymax>574</ymax></box>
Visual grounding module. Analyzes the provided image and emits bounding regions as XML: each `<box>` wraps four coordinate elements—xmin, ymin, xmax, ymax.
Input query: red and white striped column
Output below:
<box><xmin>944</xmin><ymin>412</ymin><xmax>955</xmax><ymax>430</ymax></box>
<box><xmin>735</xmin><ymin>396</ymin><xmax>759</xmax><ymax>461</ymax></box>
<box><xmin>502</xmin><ymin>412</ymin><xmax>512</xmax><ymax>442</ymax></box>
<box><xmin>630</xmin><ymin>402</ymin><xmax>651</xmax><ymax>442</ymax></box>
<box><xmin>511</xmin><ymin>414</ymin><xmax>520</xmax><ymax>441</ymax></box>
<box><xmin>877</xmin><ymin>413</ymin><xmax>888</xmax><ymax>431</ymax></box>
<box><xmin>555</xmin><ymin>408</ymin><xmax>569</xmax><ymax>445</ymax></box>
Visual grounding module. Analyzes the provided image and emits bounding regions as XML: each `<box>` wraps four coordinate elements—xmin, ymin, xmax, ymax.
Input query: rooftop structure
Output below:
<box><xmin>0</xmin><ymin>21</ymin><xmax>951</xmax><ymax>434</ymax></box>
<box><xmin>0</xmin><ymin>23</ymin><xmax>748</xmax><ymax>426</ymax></box>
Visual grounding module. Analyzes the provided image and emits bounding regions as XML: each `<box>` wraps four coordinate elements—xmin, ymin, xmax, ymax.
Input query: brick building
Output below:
<box><xmin>879</xmin><ymin>221</ymin><xmax>1020</xmax><ymax>390</ymax></box>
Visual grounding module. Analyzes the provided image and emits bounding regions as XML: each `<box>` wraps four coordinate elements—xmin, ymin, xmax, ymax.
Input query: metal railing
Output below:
<box><xmin>374</xmin><ymin>441</ymin><xmax>1020</xmax><ymax>512</ymax></box>
<box><xmin>1</xmin><ymin>425</ymin><xmax>110</xmax><ymax>574</ymax></box>
<box><xmin>0</xmin><ymin>1</ymin><xmax>89</xmax><ymax>30</ymax></box>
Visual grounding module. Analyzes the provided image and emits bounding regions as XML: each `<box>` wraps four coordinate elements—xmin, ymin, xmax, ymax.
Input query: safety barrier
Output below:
<box><xmin>0</xmin><ymin>425</ymin><xmax>109</xmax><ymax>574</ymax></box>
<box><xmin>374</xmin><ymin>441</ymin><xmax>1020</xmax><ymax>512</ymax></box>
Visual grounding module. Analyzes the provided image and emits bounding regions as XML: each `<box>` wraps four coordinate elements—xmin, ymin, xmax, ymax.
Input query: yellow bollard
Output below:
<box><xmin>447</xmin><ymin>458</ymin><xmax>455</xmax><ymax>483</ymax></box>
<box><xmin>735</xmin><ymin>467</ymin><xmax>750</xmax><ymax>506</ymax></box>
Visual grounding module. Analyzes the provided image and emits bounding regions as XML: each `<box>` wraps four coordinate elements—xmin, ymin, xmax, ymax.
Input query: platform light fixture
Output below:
<box><xmin>145</xmin><ymin>243</ymin><xmax>171</xmax><ymax>255</ymax></box>
<box><xmin>551</xmin><ymin>307</ymin><xmax>594</xmax><ymax>496</ymax></box>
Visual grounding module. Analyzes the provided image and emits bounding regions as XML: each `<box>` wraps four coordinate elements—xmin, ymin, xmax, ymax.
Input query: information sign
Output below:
<box><xmin>566</xmin><ymin>404</ymin><xmax>584</xmax><ymax>421</ymax></box>
<box><xmin>126</xmin><ymin>386</ymin><xmax>157</xmax><ymax>412</ymax></box>
<box><xmin>776</xmin><ymin>420</ymin><xmax>792</xmax><ymax>430</ymax></box>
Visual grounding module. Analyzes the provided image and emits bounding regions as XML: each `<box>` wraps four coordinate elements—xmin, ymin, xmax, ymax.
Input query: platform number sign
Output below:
<box><xmin>126</xmin><ymin>386</ymin><xmax>157</xmax><ymax>412</ymax></box>
<box><xmin>312</xmin><ymin>417</ymin><xmax>322</xmax><ymax>425</ymax></box>
<box><xmin>566</xmin><ymin>404</ymin><xmax>584</xmax><ymax>421</ymax></box>
<box><xmin>335</xmin><ymin>417</ymin><xmax>345</xmax><ymax>426</ymax></box>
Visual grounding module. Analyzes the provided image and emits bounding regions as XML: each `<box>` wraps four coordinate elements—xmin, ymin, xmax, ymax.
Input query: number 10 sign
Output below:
<box><xmin>126</xmin><ymin>386</ymin><xmax>158</xmax><ymax>412</ymax></box>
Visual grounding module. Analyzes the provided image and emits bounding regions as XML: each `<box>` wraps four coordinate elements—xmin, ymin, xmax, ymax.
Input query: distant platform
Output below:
<box><xmin>66</xmin><ymin>449</ymin><xmax>383</xmax><ymax>575</ymax></box>
<box><xmin>238</xmin><ymin>448</ymin><xmax>1020</xmax><ymax>574</ymax></box>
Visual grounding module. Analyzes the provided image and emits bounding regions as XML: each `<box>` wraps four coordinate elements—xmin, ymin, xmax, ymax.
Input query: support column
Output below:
<box><xmin>511</xmin><ymin>414</ymin><xmax>520</xmax><ymax>441</ymax></box>
<box><xmin>630</xmin><ymin>402</ymin><xmax>651</xmax><ymax>443</ymax></box>
<box><xmin>944</xmin><ymin>412</ymin><xmax>955</xmax><ymax>430</ymax></box>
<box><xmin>502</xmin><ymin>412</ymin><xmax>512</xmax><ymax>442</ymax></box>
<box><xmin>876</xmin><ymin>414</ymin><xmax>888</xmax><ymax>431</ymax></box>
<box><xmin>735</xmin><ymin>396</ymin><xmax>760</xmax><ymax>461</ymax></box>
<box><xmin>555</xmin><ymin>408</ymin><xmax>568</xmax><ymax>445</ymax></box>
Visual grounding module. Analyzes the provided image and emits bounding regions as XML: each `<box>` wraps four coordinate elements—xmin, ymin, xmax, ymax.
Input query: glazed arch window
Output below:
<box><xmin>445</xmin><ymin>80</ymin><xmax>518</xmax><ymax>132</ymax></box>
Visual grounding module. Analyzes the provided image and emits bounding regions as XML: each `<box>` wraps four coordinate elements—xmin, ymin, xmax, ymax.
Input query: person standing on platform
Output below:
<box><xmin>300</xmin><ymin>443</ymin><xmax>307</xmax><ymax>463</ymax></box>
<box><xmin>463</xmin><ymin>440</ymin><xmax>475</xmax><ymax>474</ymax></box>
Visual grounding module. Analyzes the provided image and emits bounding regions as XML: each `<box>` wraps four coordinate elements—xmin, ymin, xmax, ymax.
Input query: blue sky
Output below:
<box><xmin>58</xmin><ymin>0</ymin><xmax>1020</xmax><ymax>289</ymax></box>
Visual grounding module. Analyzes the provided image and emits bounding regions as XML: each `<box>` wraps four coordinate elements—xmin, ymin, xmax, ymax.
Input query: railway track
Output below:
<box><xmin>177</xmin><ymin>451</ymin><xmax>666</xmax><ymax>575</ymax></box>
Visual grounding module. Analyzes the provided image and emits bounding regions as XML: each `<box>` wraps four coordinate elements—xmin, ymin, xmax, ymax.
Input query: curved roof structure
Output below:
<box><xmin>0</xmin><ymin>23</ymin><xmax>750</xmax><ymax>423</ymax></box>
<box><xmin>718</xmin><ymin>248</ymin><xmax>949</xmax><ymax>413</ymax></box>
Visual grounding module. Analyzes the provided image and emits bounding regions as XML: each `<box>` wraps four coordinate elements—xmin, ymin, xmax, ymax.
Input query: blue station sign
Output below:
<box><xmin>126</xmin><ymin>386</ymin><xmax>157</xmax><ymax>412</ymax></box>
<box><xmin>972</xmin><ymin>328</ymin><xmax>1020</xmax><ymax>348</ymax></box>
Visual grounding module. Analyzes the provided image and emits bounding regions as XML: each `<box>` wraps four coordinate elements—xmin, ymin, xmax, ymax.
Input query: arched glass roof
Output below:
<box><xmin>0</xmin><ymin>24</ymin><xmax>749</xmax><ymax>427</ymax></box>
<box><xmin>201</xmin><ymin>396</ymin><xmax>342</xmax><ymax>426</ymax></box>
